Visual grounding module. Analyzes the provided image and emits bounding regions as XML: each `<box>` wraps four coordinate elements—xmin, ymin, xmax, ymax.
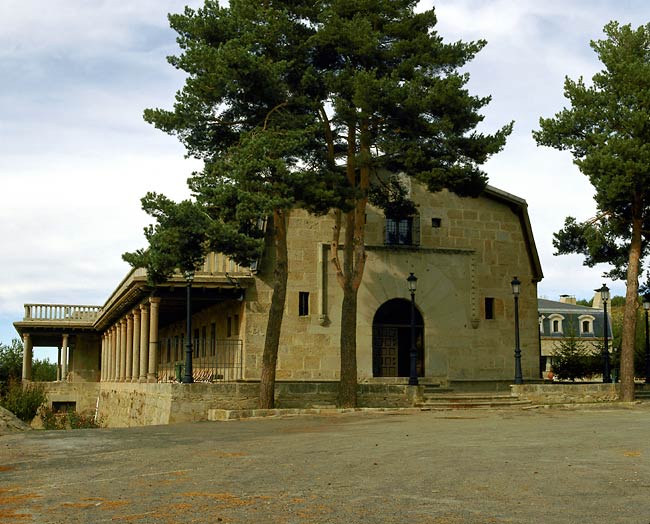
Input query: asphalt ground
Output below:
<box><xmin>2</xmin><ymin>405</ymin><xmax>650</xmax><ymax>524</ymax></box>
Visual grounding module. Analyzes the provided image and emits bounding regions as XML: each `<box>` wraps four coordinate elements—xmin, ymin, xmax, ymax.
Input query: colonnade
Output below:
<box><xmin>100</xmin><ymin>297</ymin><xmax>161</xmax><ymax>382</ymax></box>
<box><xmin>21</xmin><ymin>332</ymin><xmax>70</xmax><ymax>381</ymax></box>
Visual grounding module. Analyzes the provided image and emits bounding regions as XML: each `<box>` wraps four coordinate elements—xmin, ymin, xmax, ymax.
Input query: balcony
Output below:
<box><xmin>22</xmin><ymin>304</ymin><xmax>102</xmax><ymax>324</ymax></box>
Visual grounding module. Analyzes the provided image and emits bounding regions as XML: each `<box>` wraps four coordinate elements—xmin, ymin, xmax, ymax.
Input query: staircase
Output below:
<box><xmin>634</xmin><ymin>389</ymin><xmax>650</xmax><ymax>401</ymax></box>
<box><xmin>415</xmin><ymin>385</ymin><xmax>531</xmax><ymax>410</ymax></box>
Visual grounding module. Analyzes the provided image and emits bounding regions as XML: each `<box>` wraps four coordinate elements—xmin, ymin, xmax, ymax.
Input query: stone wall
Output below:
<box><xmin>90</xmin><ymin>382</ymin><xmax>418</xmax><ymax>427</ymax></box>
<box><xmin>41</xmin><ymin>382</ymin><xmax>101</xmax><ymax>414</ymax></box>
<box><xmin>245</xmin><ymin>183</ymin><xmax>541</xmax><ymax>384</ymax></box>
<box><xmin>511</xmin><ymin>383</ymin><xmax>619</xmax><ymax>404</ymax></box>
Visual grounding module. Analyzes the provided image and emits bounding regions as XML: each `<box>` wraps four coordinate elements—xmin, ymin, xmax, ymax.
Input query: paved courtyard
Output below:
<box><xmin>2</xmin><ymin>405</ymin><xmax>650</xmax><ymax>523</ymax></box>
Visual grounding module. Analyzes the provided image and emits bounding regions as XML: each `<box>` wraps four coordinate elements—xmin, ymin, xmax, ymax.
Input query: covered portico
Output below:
<box><xmin>14</xmin><ymin>254</ymin><xmax>255</xmax><ymax>386</ymax></box>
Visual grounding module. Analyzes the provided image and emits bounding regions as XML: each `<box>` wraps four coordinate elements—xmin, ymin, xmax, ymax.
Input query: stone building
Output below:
<box><xmin>538</xmin><ymin>294</ymin><xmax>611</xmax><ymax>377</ymax></box>
<box><xmin>14</xmin><ymin>182</ymin><xmax>543</xmax><ymax>426</ymax></box>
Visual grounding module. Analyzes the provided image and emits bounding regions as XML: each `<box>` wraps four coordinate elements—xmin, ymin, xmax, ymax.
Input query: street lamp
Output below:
<box><xmin>407</xmin><ymin>272</ymin><xmax>418</xmax><ymax>386</ymax></box>
<box><xmin>511</xmin><ymin>276</ymin><xmax>523</xmax><ymax>385</ymax></box>
<box><xmin>596</xmin><ymin>283</ymin><xmax>611</xmax><ymax>383</ymax></box>
<box><xmin>643</xmin><ymin>292</ymin><xmax>650</xmax><ymax>384</ymax></box>
<box><xmin>182</xmin><ymin>270</ymin><xmax>195</xmax><ymax>384</ymax></box>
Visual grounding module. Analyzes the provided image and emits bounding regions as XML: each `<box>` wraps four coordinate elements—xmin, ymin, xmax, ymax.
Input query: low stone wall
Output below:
<box><xmin>511</xmin><ymin>383</ymin><xmax>619</xmax><ymax>404</ymax></box>
<box><xmin>41</xmin><ymin>382</ymin><xmax>101</xmax><ymax>415</ymax></box>
<box><xmin>38</xmin><ymin>381</ymin><xmax>417</xmax><ymax>427</ymax></box>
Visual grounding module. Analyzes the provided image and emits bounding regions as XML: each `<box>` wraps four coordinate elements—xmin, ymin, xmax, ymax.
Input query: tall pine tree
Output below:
<box><xmin>311</xmin><ymin>1</ymin><xmax>512</xmax><ymax>406</ymax></box>
<box><xmin>128</xmin><ymin>1</ymin><xmax>335</xmax><ymax>407</ymax></box>
<box><xmin>534</xmin><ymin>22</ymin><xmax>650</xmax><ymax>401</ymax></box>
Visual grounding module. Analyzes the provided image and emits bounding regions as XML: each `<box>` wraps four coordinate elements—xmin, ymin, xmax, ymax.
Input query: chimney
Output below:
<box><xmin>559</xmin><ymin>294</ymin><xmax>576</xmax><ymax>305</ymax></box>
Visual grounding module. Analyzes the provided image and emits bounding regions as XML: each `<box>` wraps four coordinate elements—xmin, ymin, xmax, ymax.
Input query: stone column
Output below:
<box><xmin>116</xmin><ymin>323</ymin><xmax>123</xmax><ymax>382</ymax></box>
<box><xmin>147</xmin><ymin>297</ymin><xmax>161</xmax><ymax>382</ymax></box>
<box><xmin>132</xmin><ymin>308</ymin><xmax>141</xmax><ymax>383</ymax></box>
<box><xmin>111</xmin><ymin>326</ymin><xmax>118</xmax><ymax>381</ymax></box>
<box><xmin>139</xmin><ymin>303</ymin><xmax>149</xmax><ymax>382</ymax></box>
<box><xmin>21</xmin><ymin>333</ymin><xmax>33</xmax><ymax>381</ymax></box>
<box><xmin>56</xmin><ymin>346</ymin><xmax>62</xmax><ymax>381</ymax></box>
<box><xmin>119</xmin><ymin>319</ymin><xmax>127</xmax><ymax>382</ymax></box>
<box><xmin>100</xmin><ymin>334</ymin><xmax>105</xmax><ymax>382</ymax></box>
<box><xmin>61</xmin><ymin>333</ymin><xmax>69</xmax><ymax>381</ymax></box>
<box><xmin>125</xmin><ymin>314</ymin><xmax>134</xmax><ymax>382</ymax></box>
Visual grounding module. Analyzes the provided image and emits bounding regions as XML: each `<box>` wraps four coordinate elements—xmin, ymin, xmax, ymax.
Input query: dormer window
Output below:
<box><xmin>578</xmin><ymin>315</ymin><xmax>595</xmax><ymax>335</ymax></box>
<box><xmin>548</xmin><ymin>314</ymin><xmax>565</xmax><ymax>335</ymax></box>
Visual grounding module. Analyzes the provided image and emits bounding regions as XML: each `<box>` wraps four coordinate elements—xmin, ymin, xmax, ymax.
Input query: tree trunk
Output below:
<box><xmin>339</xmin><ymin>274</ymin><xmax>358</xmax><ymax>407</ymax></box>
<box><xmin>619</xmin><ymin>198</ymin><xmax>643</xmax><ymax>402</ymax></box>
<box><xmin>336</xmin><ymin>121</ymin><xmax>370</xmax><ymax>408</ymax></box>
<box><xmin>259</xmin><ymin>208</ymin><xmax>289</xmax><ymax>409</ymax></box>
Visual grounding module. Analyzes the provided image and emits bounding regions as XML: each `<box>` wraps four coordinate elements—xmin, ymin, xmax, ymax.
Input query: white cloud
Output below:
<box><xmin>0</xmin><ymin>0</ymin><xmax>645</xmax><ymax>343</ymax></box>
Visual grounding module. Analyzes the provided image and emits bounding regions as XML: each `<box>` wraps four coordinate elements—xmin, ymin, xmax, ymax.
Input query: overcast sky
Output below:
<box><xmin>1</xmin><ymin>0</ymin><xmax>648</xmax><ymax>350</ymax></box>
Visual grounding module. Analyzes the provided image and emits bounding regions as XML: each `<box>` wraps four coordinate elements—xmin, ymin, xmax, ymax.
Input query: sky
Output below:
<box><xmin>1</xmin><ymin>0</ymin><xmax>649</xmax><ymax>354</ymax></box>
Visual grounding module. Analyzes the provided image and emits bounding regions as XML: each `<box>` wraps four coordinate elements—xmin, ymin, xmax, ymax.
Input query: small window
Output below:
<box><xmin>52</xmin><ymin>401</ymin><xmax>76</xmax><ymax>413</ymax></box>
<box><xmin>485</xmin><ymin>297</ymin><xmax>494</xmax><ymax>320</ymax></box>
<box><xmin>227</xmin><ymin>317</ymin><xmax>232</xmax><ymax>338</ymax></box>
<box><xmin>582</xmin><ymin>321</ymin><xmax>590</xmax><ymax>333</ymax></box>
<box><xmin>553</xmin><ymin>320</ymin><xmax>560</xmax><ymax>332</ymax></box>
<box><xmin>201</xmin><ymin>326</ymin><xmax>207</xmax><ymax>356</ymax></box>
<box><xmin>299</xmin><ymin>292</ymin><xmax>310</xmax><ymax>316</ymax></box>
<box><xmin>431</xmin><ymin>218</ymin><xmax>442</xmax><ymax>228</ymax></box>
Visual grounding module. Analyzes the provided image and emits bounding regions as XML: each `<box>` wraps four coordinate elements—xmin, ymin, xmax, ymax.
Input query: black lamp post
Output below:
<box><xmin>511</xmin><ymin>277</ymin><xmax>523</xmax><ymax>384</ymax></box>
<box><xmin>596</xmin><ymin>283</ymin><xmax>611</xmax><ymax>383</ymax></box>
<box><xmin>182</xmin><ymin>270</ymin><xmax>195</xmax><ymax>384</ymax></box>
<box><xmin>407</xmin><ymin>272</ymin><xmax>418</xmax><ymax>386</ymax></box>
<box><xmin>643</xmin><ymin>293</ymin><xmax>650</xmax><ymax>384</ymax></box>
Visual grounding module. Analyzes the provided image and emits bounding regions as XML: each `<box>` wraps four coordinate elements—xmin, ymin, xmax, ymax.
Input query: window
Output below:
<box><xmin>431</xmin><ymin>217</ymin><xmax>442</xmax><ymax>228</ymax></box>
<box><xmin>234</xmin><ymin>314</ymin><xmax>240</xmax><ymax>336</ymax></box>
<box><xmin>578</xmin><ymin>315</ymin><xmax>595</xmax><ymax>335</ymax></box>
<box><xmin>484</xmin><ymin>297</ymin><xmax>494</xmax><ymax>320</ymax></box>
<box><xmin>194</xmin><ymin>328</ymin><xmax>200</xmax><ymax>357</ymax></box>
<box><xmin>227</xmin><ymin>317</ymin><xmax>232</xmax><ymax>338</ymax></box>
<box><xmin>385</xmin><ymin>217</ymin><xmax>413</xmax><ymax>245</ymax></box>
<box><xmin>548</xmin><ymin>314</ymin><xmax>565</xmax><ymax>335</ymax></box>
<box><xmin>210</xmin><ymin>322</ymin><xmax>216</xmax><ymax>356</ymax></box>
<box><xmin>201</xmin><ymin>326</ymin><xmax>207</xmax><ymax>356</ymax></box>
<box><xmin>299</xmin><ymin>292</ymin><xmax>310</xmax><ymax>316</ymax></box>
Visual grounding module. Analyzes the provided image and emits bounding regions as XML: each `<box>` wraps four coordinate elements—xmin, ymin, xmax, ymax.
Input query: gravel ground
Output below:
<box><xmin>1</xmin><ymin>405</ymin><xmax>650</xmax><ymax>524</ymax></box>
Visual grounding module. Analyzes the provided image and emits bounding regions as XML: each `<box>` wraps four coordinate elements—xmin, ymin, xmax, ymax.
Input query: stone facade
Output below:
<box><xmin>14</xmin><ymin>182</ymin><xmax>543</xmax><ymax>426</ymax></box>
<box><xmin>244</xmin><ymin>184</ymin><xmax>542</xmax><ymax>386</ymax></box>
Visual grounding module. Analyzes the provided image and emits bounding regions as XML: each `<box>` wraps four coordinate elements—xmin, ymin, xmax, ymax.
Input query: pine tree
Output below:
<box><xmin>534</xmin><ymin>22</ymin><xmax>650</xmax><ymax>401</ymax></box>
<box><xmin>311</xmin><ymin>1</ymin><xmax>511</xmax><ymax>406</ymax></box>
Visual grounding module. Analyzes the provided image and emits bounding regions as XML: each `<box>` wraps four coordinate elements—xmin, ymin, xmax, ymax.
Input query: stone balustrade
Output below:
<box><xmin>23</xmin><ymin>304</ymin><xmax>102</xmax><ymax>322</ymax></box>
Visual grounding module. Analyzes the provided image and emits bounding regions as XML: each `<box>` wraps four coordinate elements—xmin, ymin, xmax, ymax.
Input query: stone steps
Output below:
<box><xmin>416</xmin><ymin>392</ymin><xmax>531</xmax><ymax>410</ymax></box>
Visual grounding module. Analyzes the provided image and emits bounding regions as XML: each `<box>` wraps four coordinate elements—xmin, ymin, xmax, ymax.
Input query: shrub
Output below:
<box><xmin>40</xmin><ymin>406</ymin><xmax>101</xmax><ymax>430</ymax></box>
<box><xmin>552</xmin><ymin>335</ymin><xmax>598</xmax><ymax>381</ymax></box>
<box><xmin>0</xmin><ymin>379</ymin><xmax>47</xmax><ymax>422</ymax></box>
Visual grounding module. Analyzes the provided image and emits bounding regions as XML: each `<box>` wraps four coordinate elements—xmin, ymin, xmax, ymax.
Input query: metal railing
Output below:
<box><xmin>23</xmin><ymin>304</ymin><xmax>102</xmax><ymax>322</ymax></box>
<box><xmin>157</xmin><ymin>338</ymin><xmax>243</xmax><ymax>383</ymax></box>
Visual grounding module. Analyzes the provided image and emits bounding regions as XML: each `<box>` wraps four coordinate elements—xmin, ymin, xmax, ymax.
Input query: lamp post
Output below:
<box><xmin>596</xmin><ymin>283</ymin><xmax>611</xmax><ymax>383</ymax></box>
<box><xmin>182</xmin><ymin>270</ymin><xmax>195</xmax><ymax>384</ymax></box>
<box><xmin>407</xmin><ymin>272</ymin><xmax>418</xmax><ymax>386</ymax></box>
<box><xmin>511</xmin><ymin>277</ymin><xmax>523</xmax><ymax>385</ymax></box>
<box><xmin>643</xmin><ymin>293</ymin><xmax>650</xmax><ymax>384</ymax></box>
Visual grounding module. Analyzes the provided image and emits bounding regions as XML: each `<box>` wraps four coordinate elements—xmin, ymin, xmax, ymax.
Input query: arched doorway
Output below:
<box><xmin>372</xmin><ymin>299</ymin><xmax>424</xmax><ymax>377</ymax></box>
